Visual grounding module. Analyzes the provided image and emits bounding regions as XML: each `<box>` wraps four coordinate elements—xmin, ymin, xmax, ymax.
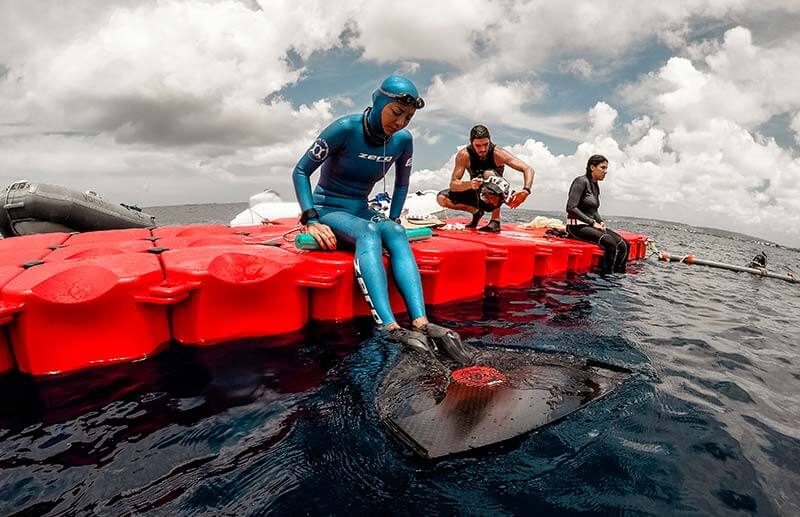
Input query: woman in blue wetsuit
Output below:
<box><xmin>292</xmin><ymin>75</ymin><xmax>471</xmax><ymax>365</ymax></box>
<box><xmin>566</xmin><ymin>155</ymin><xmax>629</xmax><ymax>274</ymax></box>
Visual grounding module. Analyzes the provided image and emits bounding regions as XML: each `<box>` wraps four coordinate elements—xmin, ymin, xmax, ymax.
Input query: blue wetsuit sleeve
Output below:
<box><xmin>389</xmin><ymin>136</ymin><xmax>413</xmax><ymax>221</ymax></box>
<box><xmin>291</xmin><ymin>122</ymin><xmax>346</xmax><ymax>215</ymax></box>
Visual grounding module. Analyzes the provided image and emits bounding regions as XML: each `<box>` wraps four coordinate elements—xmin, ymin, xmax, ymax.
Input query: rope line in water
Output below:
<box><xmin>645</xmin><ymin>239</ymin><xmax>798</xmax><ymax>284</ymax></box>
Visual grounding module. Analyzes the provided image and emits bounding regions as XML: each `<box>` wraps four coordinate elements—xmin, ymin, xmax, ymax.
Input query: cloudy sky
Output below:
<box><xmin>2</xmin><ymin>1</ymin><xmax>800</xmax><ymax>246</ymax></box>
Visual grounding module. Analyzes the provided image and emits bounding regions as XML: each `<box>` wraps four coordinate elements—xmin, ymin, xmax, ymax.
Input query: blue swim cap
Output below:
<box><xmin>366</xmin><ymin>75</ymin><xmax>424</xmax><ymax>142</ymax></box>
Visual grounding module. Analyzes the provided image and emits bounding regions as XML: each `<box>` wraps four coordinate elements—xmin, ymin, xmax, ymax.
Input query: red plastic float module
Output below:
<box><xmin>154</xmin><ymin>234</ymin><xmax>252</xmax><ymax>250</ymax></box>
<box><xmin>44</xmin><ymin>239</ymin><xmax>155</xmax><ymax>261</ymax></box>
<box><xmin>615</xmin><ymin>230</ymin><xmax>646</xmax><ymax>259</ymax></box>
<box><xmin>410</xmin><ymin>236</ymin><xmax>487</xmax><ymax>304</ymax></box>
<box><xmin>62</xmin><ymin>228</ymin><xmax>153</xmax><ymax>245</ymax></box>
<box><xmin>151</xmin><ymin>224</ymin><xmax>239</xmax><ymax>239</ymax></box>
<box><xmin>234</xmin><ymin>217</ymin><xmax>301</xmax><ymax>237</ymax></box>
<box><xmin>158</xmin><ymin>245</ymin><xmax>343</xmax><ymax>345</ymax></box>
<box><xmin>508</xmin><ymin>225</ymin><xmax>602</xmax><ymax>274</ymax></box>
<box><xmin>0</xmin><ymin>248</ymin><xmax>53</xmax><ymax>268</ymax></box>
<box><xmin>0</xmin><ymin>232</ymin><xmax>70</xmax><ymax>268</ymax></box>
<box><xmin>0</xmin><ymin>232</ymin><xmax>70</xmax><ymax>252</ymax></box>
<box><xmin>499</xmin><ymin>230</ymin><xmax>582</xmax><ymax>276</ymax></box>
<box><xmin>0</xmin><ymin>253</ymin><xmax>179</xmax><ymax>376</ymax></box>
<box><xmin>0</xmin><ymin>266</ymin><xmax>24</xmax><ymax>373</ymax></box>
<box><xmin>561</xmin><ymin>239</ymin><xmax>603</xmax><ymax>273</ymax></box>
<box><xmin>283</xmin><ymin>248</ymin><xmax>408</xmax><ymax>322</ymax></box>
<box><xmin>434</xmin><ymin>228</ymin><xmax>549</xmax><ymax>288</ymax></box>
<box><xmin>0</xmin><ymin>331</ymin><xmax>12</xmax><ymax>374</ymax></box>
<box><xmin>523</xmin><ymin>225</ymin><xmax>645</xmax><ymax>266</ymax></box>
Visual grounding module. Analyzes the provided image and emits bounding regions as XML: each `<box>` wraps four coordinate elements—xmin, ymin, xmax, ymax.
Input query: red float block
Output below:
<box><xmin>434</xmin><ymin>229</ymin><xmax>546</xmax><ymax>288</ymax></box>
<box><xmin>234</xmin><ymin>218</ymin><xmax>301</xmax><ymax>238</ymax></box>
<box><xmin>63</xmin><ymin>228</ymin><xmax>152</xmax><ymax>245</ymax></box>
<box><xmin>0</xmin><ymin>254</ymin><xmax>177</xmax><ymax>375</ymax></box>
<box><xmin>284</xmin><ymin>248</ymin><xmax>407</xmax><ymax>322</ymax></box>
<box><xmin>0</xmin><ymin>266</ymin><xmax>24</xmax><ymax>374</ymax></box>
<box><xmin>159</xmin><ymin>245</ymin><xmax>342</xmax><ymax>345</ymax></box>
<box><xmin>616</xmin><ymin>231</ymin><xmax>646</xmax><ymax>260</ymax></box>
<box><xmin>231</xmin><ymin>222</ymin><xmax>302</xmax><ymax>249</ymax></box>
<box><xmin>499</xmin><ymin>230</ymin><xmax>582</xmax><ymax>276</ymax></box>
<box><xmin>0</xmin><ymin>331</ymin><xmax>12</xmax><ymax>374</ymax></box>
<box><xmin>0</xmin><ymin>234</ymin><xmax>65</xmax><ymax>268</ymax></box>
<box><xmin>45</xmin><ymin>239</ymin><xmax>154</xmax><ymax>261</ymax></box>
<box><xmin>411</xmin><ymin>236</ymin><xmax>487</xmax><ymax>304</ymax></box>
<box><xmin>152</xmin><ymin>224</ymin><xmax>238</xmax><ymax>238</ymax></box>
<box><xmin>155</xmin><ymin>234</ymin><xmax>251</xmax><ymax>250</ymax></box>
<box><xmin>589</xmin><ymin>248</ymin><xmax>606</xmax><ymax>268</ymax></box>
<box><xmin>563</xmin><ymin>240</ymin><xmax>601</xmax><ymax>274</ymax></box>
<box><xmin>0</xmin><ymin>233</ymin><xmax>70</xmax><ymax>252</ymax></box>
<box><xmin>0</xmin><ymin>248</ymin><xmax>53</xmax><ymax>268</ymax></box>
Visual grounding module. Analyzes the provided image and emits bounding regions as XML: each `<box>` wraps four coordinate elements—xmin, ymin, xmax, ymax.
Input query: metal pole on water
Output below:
<box><xmin>645</xmin><ymin>240</ymin><xmax>798</xmax><ymax>284</ymax></box>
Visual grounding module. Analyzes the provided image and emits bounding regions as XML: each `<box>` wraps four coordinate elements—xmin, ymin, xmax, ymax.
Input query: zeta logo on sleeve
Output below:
<box><xmin>405</xmin><ymin>158</ymin><xmax>413</xmax><ymax>167</ymax></box>
<box><xmin>307</xmin><ymin>139</ymin><xmax>329</xmax><ymax>161</ymax></box>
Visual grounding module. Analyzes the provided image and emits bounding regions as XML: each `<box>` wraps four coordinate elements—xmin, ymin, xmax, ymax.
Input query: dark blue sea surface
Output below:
<box><xmin>1</xmin><ymin>205</ymin><xmax>798</xmax><ymax>516</ymax></box>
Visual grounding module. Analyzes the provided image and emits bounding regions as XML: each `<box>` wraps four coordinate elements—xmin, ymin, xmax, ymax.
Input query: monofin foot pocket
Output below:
<box><xmin>420</xmin><ymin>323</ymin><xmax>475</xmax><ymax>366</ymax></box>
<box><xmin>387</xmin><ymin>328</ymin><xmax>436</xmax><ymax>358</ymax></box>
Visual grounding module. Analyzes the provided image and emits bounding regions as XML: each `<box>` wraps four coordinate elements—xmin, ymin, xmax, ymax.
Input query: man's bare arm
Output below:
<box><xmin>449</xmin><ymin>149</ymin><xmax>479</xmax><ymax>191</ymax></box>
<box><xmin>496</xmin><ymin>147</ymin><xmax>534</xmax><ymax>208</ymax></box>
<box><xmin>496</xmin><ymin>148</ymin><xmax>534</xmax><ymax>189</ymax></box>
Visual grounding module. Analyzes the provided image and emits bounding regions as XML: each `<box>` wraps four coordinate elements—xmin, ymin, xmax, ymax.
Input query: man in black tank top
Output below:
<box><xmin>437</xmin><ymin>125</ymin><xmax>536</xmax><ymax>232</ymax></box>
<box><xmin>465</xmin><ymin>140</ymin><xmax>506</xmax><ymax>179</ymax></box>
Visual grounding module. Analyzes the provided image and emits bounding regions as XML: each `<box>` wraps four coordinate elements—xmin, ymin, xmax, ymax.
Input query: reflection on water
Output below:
<box><xmin>1</xmin><ymin>208</ymin><xmax>798</xmax><ymax>515</ymax></box>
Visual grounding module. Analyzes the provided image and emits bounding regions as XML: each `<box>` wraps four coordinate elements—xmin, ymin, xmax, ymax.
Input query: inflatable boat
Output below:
<box><xmin>1</xmin><ymin>181</ymin><xmax>155</xmax><ymax>237</ymax></box>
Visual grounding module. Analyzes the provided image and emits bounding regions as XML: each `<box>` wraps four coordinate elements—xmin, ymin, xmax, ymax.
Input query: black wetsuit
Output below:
<box><xmin>440</xmin><ymin>144</ymin><xmax>505</xmax><ymax>210</ymax></box>
<box><xmin>565</xmin><ymin>174</ymin><xmax>629</xmax><ymax>274</ymax></box>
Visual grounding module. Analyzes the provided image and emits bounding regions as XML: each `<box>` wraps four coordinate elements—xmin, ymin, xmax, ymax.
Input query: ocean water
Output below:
<box><xmin>1</xmin><ymin>205</ymin><xmax>799</xmax><ymax>516</ymax></box>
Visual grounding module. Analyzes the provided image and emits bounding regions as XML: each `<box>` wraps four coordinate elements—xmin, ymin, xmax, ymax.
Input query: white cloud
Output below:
<box><xmin>587</xmin><ymin>102</ymin><xmax>618</xmax><ymax>138</ymax></box>
<box><xmin>627</xmin><ymin>128</ymin><xmax>667</xmax><ymax>162</ymax></box>
<box><xmin>411</xmin><ymin>128</ymin><xmax>441</xmax><ymax>145</ymax></box>
<box><xmin>791</xmin><ymin>112</ymin><xmax>800</xmax><ymax>146</ymax></box>
<box><xmin>623</xmin><ymin>27</ymin><xmax>800</xmax><ymax>132</ymax></box>
<box><xmin>0</xmin><ymin>0</ymin><xmax>353</xmax><ymax>204</ymax></box>
<box><xmin>0</xmin><ymin>1</ymin><xmax>349</xmax><ymax>148</ymax></box>
<box><xmin>559</xmin><ymin>59</ymin><xmax>593</xmax><ymax>79</ymax></box>
<box><xmin>484</xmin><ymin>1</ymin><xmax>800</xmax><ymax>74</ymax></box>
<box><xmin>658</xmin><ymin>22</ymin><xmax>690</xmax><ymax>49</ymax></box>
<box><xmin>419</xmin><ymin>71</ymin><xmax>585</xmax><ymax>141</ymax></box>
<box><xmin>396</xmin><ymin>61</ymin><xmax>421</xmax><ymax>76</ymax></box>
<box><xmin>625</xmin><ymin>116</ymin><xmax>653</xmax><ymax>142</ymax></box>
<box><xmin>352</xmin><ymin>0</ymin><xmax>502</xmax><ymax>65</ymax></box>
<box><xmin>424</xmin><ymin>72</ymin><xmax>546</xmax><ymax>122</ymax></box>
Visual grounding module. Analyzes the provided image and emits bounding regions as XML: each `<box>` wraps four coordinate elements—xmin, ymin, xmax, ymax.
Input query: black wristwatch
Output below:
<box><xmin>300</xmin><ymin>208</ymin><xmax>319</xmax><ymax>225</ymax></box>
<box><xmin>522</xmin><ymin>187</ymin><xmax>531</xmax><ymax>194</ymax></box>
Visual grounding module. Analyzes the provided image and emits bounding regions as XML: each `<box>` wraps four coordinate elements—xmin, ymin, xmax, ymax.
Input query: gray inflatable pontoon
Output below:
<box><xmin>1</xmin><ymin>181</ymin><xmax>156</xmax><ymax>237</ymax></box>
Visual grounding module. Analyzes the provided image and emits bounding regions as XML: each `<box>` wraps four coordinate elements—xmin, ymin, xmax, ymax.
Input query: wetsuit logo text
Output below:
<box><xmin>358</xmin><ymin>153</ymin><xmax>393</xmax><ymax>163</ymax></box>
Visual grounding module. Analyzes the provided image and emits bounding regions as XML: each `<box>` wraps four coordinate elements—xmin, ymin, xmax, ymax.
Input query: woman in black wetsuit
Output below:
<box><xmin>566</xmin><ymin>155</ymin><xmax>629</xmax><ymax>274</ymax></box>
